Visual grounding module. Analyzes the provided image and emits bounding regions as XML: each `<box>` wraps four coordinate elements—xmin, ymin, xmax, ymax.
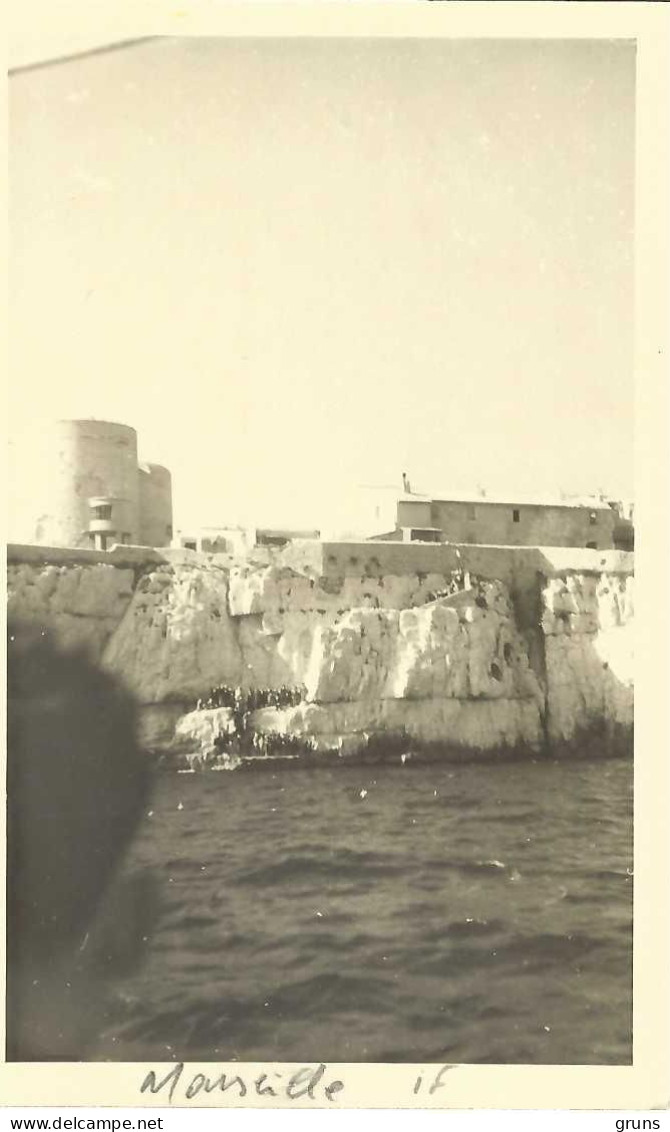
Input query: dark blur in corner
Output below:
<box><xmin>6</xmin><ymin>622</ymin><xmax>156</xmax><ymax>1060</ymax></box>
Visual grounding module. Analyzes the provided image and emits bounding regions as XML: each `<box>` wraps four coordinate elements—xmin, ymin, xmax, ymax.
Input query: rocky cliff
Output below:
<box><xmin>7</xmin><ymin>541</ymin><xmax>633</xmax><ymax>763</ymax></box>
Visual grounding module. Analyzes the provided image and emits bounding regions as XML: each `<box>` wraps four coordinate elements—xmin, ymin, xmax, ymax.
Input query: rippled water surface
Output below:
<box><xmin>96</xmin><ymin>757</ymin><xmax>632</xmax><ymax>1064</ymax></box>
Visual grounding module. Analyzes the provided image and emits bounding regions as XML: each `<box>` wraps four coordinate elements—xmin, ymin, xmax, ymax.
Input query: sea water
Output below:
<box><xmin>95</xmin><ymin>756</ymin><xmax>632</xmax><ymax>1064</ymax></box>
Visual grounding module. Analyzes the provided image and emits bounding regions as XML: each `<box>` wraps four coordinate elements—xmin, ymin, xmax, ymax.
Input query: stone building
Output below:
<box><xmin>174</xmin><ymin>526</ymin><xmax>320</xmax><ymax>555</ymax></box>
<box><xmin>10</xmin><ymin>419</ymin><xmax>173</xmax><ymax>550</ymax></box>
<box><xmin>394</xmin><ymin>493</ymin><xmax>619</xmax><ymax>550</ymax></box>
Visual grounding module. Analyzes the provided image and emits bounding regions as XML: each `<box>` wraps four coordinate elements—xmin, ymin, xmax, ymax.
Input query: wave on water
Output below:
<box><xmin>95</xmin><ymin>756</ymin><xmax>633</xmax><ymax>1065</ymax></box>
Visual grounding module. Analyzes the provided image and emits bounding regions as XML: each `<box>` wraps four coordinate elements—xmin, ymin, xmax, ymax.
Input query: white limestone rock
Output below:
<box><xmin>305</xmin><ymin>609</ymin><xmax>399</xmax><ymax>703</ymax></box>
<box><xmin>281</xmin><ymin>582</ymin><xmax>543</xmax><ymax>711</ymax></box>
<box><xmin>251</xmin><ymin>695</ymin><xmax>544</xmax><ymax>752</ymax></box>
<box><xmin>228</xmin><ymin>563</ymin><xmax>464</xmax><ymax>616</ymax></box>
<box><xmin>7</xmin><ymin>562</ymin><xmax>134</xmax><ymax>657</ymax></box>
<box><xmin>174</xmin><ymin>707</ymin><xmax>236</xmax><ymax>762</ymax></box>
<box><xmin>103</xmin><ymin>563</ymin><xmax>243</xmax><ymax>703</ymax></box>
<box><xmin>541</xmin><ymin>570</ymin><xmax>634</xmax><ymax>742</ymax></box>
<box><xmin>392</xmin><ymin>604</ymin><xmax>468</xmax><ymax>699</ymax></box>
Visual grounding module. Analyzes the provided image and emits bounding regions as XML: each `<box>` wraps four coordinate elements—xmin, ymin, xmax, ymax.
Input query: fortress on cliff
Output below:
<box><xmin>7</xmin><ymin>418</ymin><xmax>634</xmax><ymax>765</ymax></box>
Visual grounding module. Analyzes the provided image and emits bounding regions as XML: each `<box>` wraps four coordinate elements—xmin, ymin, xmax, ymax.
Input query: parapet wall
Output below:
<box><xmin>279</xmin><ymin>538</ymin><xmax>632</xmax><ymax>581</ymax></box>
<box><xmin>7</xmin><ymin>542</ymin><xmax>166</xmax><ymax>569</ymax></box>
<box><xmin>7</xmin><ymin>541</ymin><xmax>634</xmax><ymax>760</ymax></box>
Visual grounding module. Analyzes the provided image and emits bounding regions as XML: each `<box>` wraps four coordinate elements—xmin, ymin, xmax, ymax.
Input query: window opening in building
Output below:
<box><xmin>467</xmin><ymin>505</ymin><xmax>476</xmax><ymax>521</ymax></box>
<box><xmin>91</xmin><ymin>503</ymin><xmax>112</xmax><ymax>521</ymax></box>
<box><xmin>257</xmin><ymin>534</ymin><xmax>288</xmax><ymax>547</ymax></box>
<box><xmin>589</xmin><ymin>512</ymin><xmax>598</xmax><ymax>525</ymax></box>
<box><xmin>410</xmin><ymin>529</ymin><xmax>441</xmax><ymax>543</ymax></box>
<box><xmin>512</xmin><ymin>509</ymin><xmax>520</xmax><ymax>523</ymax></box>
<box><xmin>183</xmin><ymin>540</ymin><xmax>197</xmax><ymax>551</ymax></box>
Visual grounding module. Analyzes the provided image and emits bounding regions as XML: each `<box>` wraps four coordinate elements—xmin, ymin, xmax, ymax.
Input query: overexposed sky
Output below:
<box><xmin>9</xmin><ymin>37</ymin><xmax>635</xmax><ymax>530</ymax></box>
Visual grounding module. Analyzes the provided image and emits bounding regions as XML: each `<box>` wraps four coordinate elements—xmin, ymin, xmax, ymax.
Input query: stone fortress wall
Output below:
<box><xmin>7</xmin><ymin>538</ymin><xmax>634</xmax><ymax>763</ymax></box>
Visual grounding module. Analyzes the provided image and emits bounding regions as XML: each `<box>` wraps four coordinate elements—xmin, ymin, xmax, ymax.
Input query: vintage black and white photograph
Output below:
<box><xmin>7</xmin><ymin>28</ymin><xmax>642</xmax><ymax>1078</ymax></box>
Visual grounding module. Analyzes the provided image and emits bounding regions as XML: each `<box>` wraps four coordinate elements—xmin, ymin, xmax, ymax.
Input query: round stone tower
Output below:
<box><xmin>138</xmin><ymin>462</ymin><xmax>173</xmax><ymax>548</ymax></box>
<box><xmin>19</xmin><ymin>419</ymin><xmax>140</xmax><ymax>549</ymax></box>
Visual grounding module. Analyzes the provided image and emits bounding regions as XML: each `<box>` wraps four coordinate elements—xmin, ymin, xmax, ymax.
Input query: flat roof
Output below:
<box><xmin>399</xmin><ymin>493</ymin><xmax>613</xmax><ymax>510</ymax></box>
